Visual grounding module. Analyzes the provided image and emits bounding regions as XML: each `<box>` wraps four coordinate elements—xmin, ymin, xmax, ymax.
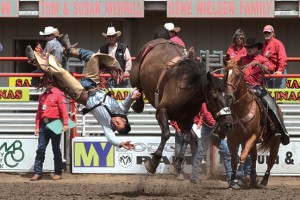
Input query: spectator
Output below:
<box><xmin>164</xmin><ymin>23</ymin><xmax>185</xmax><ymax>48</ymax></box>
<box><xmin>239</xmin><ymin>37</ymin><xmax>289</xmax><ymax>145</ymax></box>
<box><xmin>31</xmin><ymin>26</ymin><xmax>63</xmax><ymax>87</ymax></box>
<box><xmin>98</xmin><ymin>26</ymin><xmax>132</xmax><ymax>88</ymax></box>
<box><xmin>190</xmin><ymin>103</ymin><xmax>232</xmax><ymax>184</ymax></box>
<box><xmin>261</xmin><ymin>25</ymin><xmax>288</xmax><ymax>88</ymax></box>
<box><xmin>25</xmin><ymin>45</ymin><xmax>141</xmax><ymax>150</ymax></box>
<box><xmin>225</xmin><ymin>29</ymin><xmax>247</xmax><ymax>62</ymax></box>
<box><xmin>30</xmin><ymin>79</ymin><xmax>68</xmax><ymax>181</ymax></box>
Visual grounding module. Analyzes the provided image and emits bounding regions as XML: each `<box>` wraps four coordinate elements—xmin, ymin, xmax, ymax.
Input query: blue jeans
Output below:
<box><xmin>190</xmin><ymin>125</ymin><xmax>232</xmax><ymax>181</ymax></box>
<box><xmin>267</xmin><ymin>68</ymin><xmax>287</xmax><ymax>89</ymax></box>
<box><xmin>33</xmin><ymin>121</ymin><xmax>62</xmax><ymax>175</ymax></box>
<box><xmin>79</xmin><ymin>48</ymin><xmax>94</xmax><ymax>62</ymax></box>
<box><xmin>174</xmin><ymin>131</ymin><xmax>197</xmax><ymax>173</ymax></box>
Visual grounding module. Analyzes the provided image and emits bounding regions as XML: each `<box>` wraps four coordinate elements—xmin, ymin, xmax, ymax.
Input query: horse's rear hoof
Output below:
<box><xmin>258</xmin><ymin>179</ymin><xmax>268</xmax><ymax>189</ymax></box>
<box><xmin>168</xmin><ymin>164</ymin><xmax>180</xmax><ymax>175</ymax></box>
<box><xmin>145</xmin><ymin>159</ymin><xmax>156</xmax><ymax>174</ymax></box>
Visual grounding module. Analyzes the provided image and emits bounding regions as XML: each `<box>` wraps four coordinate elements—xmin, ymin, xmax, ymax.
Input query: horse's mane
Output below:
<box><xmin>175</xmin><ymin>59</ymin><xmax>206</xmax><ymax>92</ymax></box>
<box><xmin>210</xmin><ymin>72</ymin><xmax>228</xmax><ymax>93</ymax></box>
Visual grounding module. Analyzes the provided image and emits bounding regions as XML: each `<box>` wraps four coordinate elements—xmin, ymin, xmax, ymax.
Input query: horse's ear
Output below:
<box><xmin>206</xmin><ymin>71</ymin><xmax>212</xmax><ymax>83</ymax></box>
<box><xmin>187</xmin><ymin>47</ymin><xmax>195</xmax><ymax>59</ymax></box>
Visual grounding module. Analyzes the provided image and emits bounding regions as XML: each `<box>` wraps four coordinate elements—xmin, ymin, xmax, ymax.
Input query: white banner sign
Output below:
<box><xmin>214</xmin><ymin>139</ymin><xmax>300</xmax><ymax>176</ymax></box>
<box><xmin>72</xmin><ymin>136</ymin><xmax>191</xmax><ymax>173</ymax></box>
<box><xmin>0</xmin><ymin>138</ymin><xmax>54</xmax><ymax>172</ymax></box>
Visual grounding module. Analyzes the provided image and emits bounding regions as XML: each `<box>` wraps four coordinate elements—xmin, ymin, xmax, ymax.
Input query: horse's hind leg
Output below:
<box><xmin>145</xmin><ymin>108</ymin><xmax>170</xmax><ymax>174</ymax></box>
<box><xmin>259</xmin><ymin>137</ymin><xmax>280</xmax><ymax>189</ymax></box>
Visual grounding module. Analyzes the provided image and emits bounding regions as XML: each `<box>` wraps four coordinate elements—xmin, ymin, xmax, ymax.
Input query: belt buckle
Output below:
<box><xmin>44</xmin><ymin>118</ymin><xmax>49</xmax><ymax>123</ymax></box>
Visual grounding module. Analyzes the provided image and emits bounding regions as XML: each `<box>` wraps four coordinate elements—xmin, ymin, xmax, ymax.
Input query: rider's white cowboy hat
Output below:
<box><xmin>164</xmin><ymin>23</ymin><xmax>180</xmax><ymax>32</ymax></box>
<box><xmin>102</xmin><ymin>27</ymin><xmax>121</xmax><ymax>37</ymax></box>
<box><xmin>39</xmin><ymin>26</ymin><xmax>60</xmax><ymax>36</ymax></box>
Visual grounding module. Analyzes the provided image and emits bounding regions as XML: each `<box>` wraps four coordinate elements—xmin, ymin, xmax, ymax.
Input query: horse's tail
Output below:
<box><xmin>131</xmin><ymin>88</ymin><xmax>144</xmax><ymax>113</ymax></box>
<box><xmin>257</xmin><ymin>134</ymin><xmax>279</xmax><ymax>153</ymax></box>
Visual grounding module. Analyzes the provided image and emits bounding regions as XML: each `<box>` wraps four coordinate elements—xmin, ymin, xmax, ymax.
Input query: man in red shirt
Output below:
<box><xmin>261</xmin><ymin>25</ymin><xmax>288</xmax><ymax>88</ymax></box>
<box><xmin>164</xmin><ymin>23</ymin><xmax>185</xmax><ymax>48</ymax></box>
<box><xmin>225</xmin><ymin>29</ymin><xmax>247</xmax><ymax>62</ymax></box>
<box><xmin>30</xmin><ymin>79</ymin><xmax>69</xmax><ymax>181</ymax></box>
<box><xmin>238</xmin><ymin>38</ymin><xmax>289</xmax><ymax>145</ymax></box>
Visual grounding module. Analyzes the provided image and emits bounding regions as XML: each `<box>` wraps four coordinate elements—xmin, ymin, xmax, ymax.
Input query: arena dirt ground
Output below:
<box><xmin>0</xmin><ymin>172</ymin><xmax>299</xmax><ymax>200</ymax></box>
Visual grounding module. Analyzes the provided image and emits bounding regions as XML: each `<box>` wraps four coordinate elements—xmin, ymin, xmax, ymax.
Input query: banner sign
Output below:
<box><xmin>0</xmin><ymin>87</ymin><xmax>29</xmax><ymax>102</ymax></box>
<box><xmin>39</xmin><ymin>0</ymin><xmax>144</xmax><ymax>18</ymax></box>
<box><xmin>0</xmin><ymin>0</ymin><xmax>19</xmax><ymax>17</ymax></box>
<box><xmin>214</xmin><ymin>139</ymin><xmax>300</xmax><ymax>175</ymax></box>
<box><xmin>9</xmin><ymin>77</ymin><xmax>32</xmax><ymax>87</ymax></box>
<box><xmin>72</xmin><ymin>137</ymin><xmax>193</xmax><ymax>173</ymax></box>
<box><xmin>0</xmin><ymin>138</ymin><xmax>54</xmax><ymax>172</ymax></box>
<box><xmin>167</xmin><ymin>0</ymin><xmax>275</xmax><ymax>18</ymax></box>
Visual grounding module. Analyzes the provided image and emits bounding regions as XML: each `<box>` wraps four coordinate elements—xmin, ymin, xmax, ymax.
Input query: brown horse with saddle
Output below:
<box><xmin>221</xmin><ymin>60</ymin><xmax>290</xmax><ymax>189</ymax></box>
<box><xmin>130</xmin><ymin>38</ymin><xmax>233</xmax><ymax>174</ymax></box>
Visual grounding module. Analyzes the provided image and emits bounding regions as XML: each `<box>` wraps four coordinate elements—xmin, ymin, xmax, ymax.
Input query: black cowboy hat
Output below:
<box><xmin>245</xmin><ymin>38</ymin><xmax>263</xmax><ymax>50</ymax></box>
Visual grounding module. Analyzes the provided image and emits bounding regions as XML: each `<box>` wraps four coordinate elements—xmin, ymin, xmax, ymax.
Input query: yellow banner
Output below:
<box><xmin>0</xmin><ymin>87</ymin><xmax>30</xmax><ymax>102</ymax></box>
<box><xmin>8</xmin><ymin>77</ymin><xmax>32</xmax><ymax>87</ymax></box>
<box><xmin>269</xmin><ymin>89</ymin><xmax>300</xmax><ymax>103</ymax></box>
<box><xmin>106</xmin><ymin>88</ymin><xmax>148</xmax><ymax>102</ymax></box>
<box><xmin>285</xmin><ymin>78</ymin><xmax>300</xmax><ymax>89</ymax></box>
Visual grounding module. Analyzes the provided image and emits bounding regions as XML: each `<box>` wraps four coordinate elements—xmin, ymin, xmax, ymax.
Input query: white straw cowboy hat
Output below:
<box><xmin>39</xmin><ymin>26</ymin><xmax>60</xmax><ymax>36</ymax></box>
<box><xmin>164</xmin><ymin>23</ymin><xmax>181</xmax><ymax>32</ymax></box>
<box><xmin>102</xmin><ymin>27</ymin><xmax>121</xmax><ymax>37</ymax></box>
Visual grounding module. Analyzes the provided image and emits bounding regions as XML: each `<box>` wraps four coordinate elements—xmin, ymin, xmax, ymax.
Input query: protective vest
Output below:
<box><xmin>99</xmin><ymin>43</ymin><xmax>127</xmax><ymax>71</ymax></box>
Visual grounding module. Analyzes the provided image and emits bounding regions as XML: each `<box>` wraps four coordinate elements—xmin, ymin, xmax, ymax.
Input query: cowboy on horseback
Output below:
<box><xmin>238</xmin><ymin>37</ymin><xmax>290</xmax><ymax>145</ymax></box>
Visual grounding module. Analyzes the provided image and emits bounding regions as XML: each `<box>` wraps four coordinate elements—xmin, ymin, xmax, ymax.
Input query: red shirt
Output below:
<box><xmin>225</xmin><ymin>45</ymin><xmax>247</xmax><ymax>62</ymax></box>
<box><xmin>35</xmin><ymin>87</ymin><xmax>68</xmax><ymax>130</ymax></box>
<box><xmin>199</xmin><ymin>103</ymin><xmax>215</xmax><ymax>127</ymax></box>
<box><xmin>239</xmin><ymin>54</ymin><xmax>274</xmax><ymax>86</ymax></box>
<box><xmin>261</xmin><ymin>37</ymin><xmax>287</xmax><ymax>72</ymax></box>
<box><xmin>170</xmin><ymin>35</ymin><xmax>185</xmax><ymax>48</ymax></box>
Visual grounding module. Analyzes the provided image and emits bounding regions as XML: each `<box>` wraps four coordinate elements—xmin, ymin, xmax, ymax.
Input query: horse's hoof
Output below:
<box><xmin>168</xmin><ymin>165</ymin><xmax>180</xmax><ymax>175</ymax></box>
<box><xmin>258</xmin><ymin>183</ymin><xmax>267</xmax><ymax>189</ymax></box>
<box><xmin>144</xmin><ymin>159</ymin><xmax>156</xmax><ymax>174</ymax></box>
<box><xmin>258</xmin><ymin>179</ymin><xmax>268</xmax><ymax>189</ymax></box>
<box><xmin>241</xmin><ymin>176</ymin><xmax>251</xmax><ymax>189</ymax></box>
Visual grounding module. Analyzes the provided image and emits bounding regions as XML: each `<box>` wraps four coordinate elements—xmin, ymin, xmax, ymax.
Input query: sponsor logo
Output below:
<box><xmin>74</xmin><ymin>142</ymin><xmax>114</xmax><ymax>167</ymax></box>
<box><xmin>119</xmin><ymin>153</ymin><xmax>132</xmax><ymax>168</ymax></box>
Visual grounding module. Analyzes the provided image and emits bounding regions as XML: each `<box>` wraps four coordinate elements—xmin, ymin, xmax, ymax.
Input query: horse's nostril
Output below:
<box><xmin>225</xmin><ymin>122</ymin><xmax>233</xmax><ymax>130</ymax></box>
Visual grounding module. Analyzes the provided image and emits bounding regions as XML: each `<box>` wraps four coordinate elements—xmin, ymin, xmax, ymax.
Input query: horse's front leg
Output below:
<box><xmin>227</xmin><ymin>138</ymin><xmax>239</xmax><ymax>189</ymax></box>
<box><xmin>144</xmin><ymin>108</ymin><xmax>170</xmax><ymax>174</ymax></box>
<box><xmin>169</xmin><ymin>129</ymin><xmax>191</xmax><ymax>175</ymax></box>
<box><xmin>258</xmin><ymin>137</ymin><xmax>280</xmax><ymax>189</ymax></box>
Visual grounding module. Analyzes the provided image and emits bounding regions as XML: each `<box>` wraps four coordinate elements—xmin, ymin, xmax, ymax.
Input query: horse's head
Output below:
<box><xmin>206</xmin><ymin>72</ymin><xmax>233</xmax><ymax>132</ymax></box>
<box><xmin>223</xmin><ymin>60</ymin><xmax>245</xmax><ymax>103</ymax></box>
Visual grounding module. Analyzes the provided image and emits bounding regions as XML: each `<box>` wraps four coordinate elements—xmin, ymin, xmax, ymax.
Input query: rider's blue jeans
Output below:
<box><xmin>267</xmin><ymin>68</ymin><xmax>287</xmax><ymax>89</ymax></box>
<box><xmin>33</xmin><ymin>121</ymin><xmax>63</xmax><ymax>176</ymax></box>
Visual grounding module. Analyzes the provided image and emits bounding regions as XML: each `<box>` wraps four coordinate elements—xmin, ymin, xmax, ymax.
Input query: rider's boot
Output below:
<box><xmin>261</xmin><ymin>89</ymin><xmax>290</xmax><ymax>145</ymax></box>
<box><xmin>61</xmin><ymin>34</ymin><xmax>79</xmax><ymax>58</ymax></box>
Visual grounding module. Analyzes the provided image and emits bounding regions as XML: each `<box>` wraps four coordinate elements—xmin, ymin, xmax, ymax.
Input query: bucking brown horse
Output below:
<box><xmin>130</xmin><ymin>38</ymin><xmax>233</xmax><ymax>174</ymax></box>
